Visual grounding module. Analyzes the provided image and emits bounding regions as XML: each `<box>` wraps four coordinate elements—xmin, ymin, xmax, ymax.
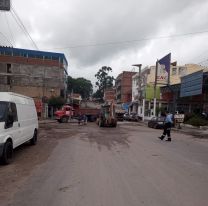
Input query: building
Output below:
<box><xmin>130</xmin><ymin>64</ymin><xmax>206</xmax><ymax>117</ymax></box>
<box><xmin>0</xmin><ymin>46</ymin><xmax>68</xmax><ymax>117</ymax></box>
<box><xmin>115</xmin><ymin>71</ymin><xmax>136</xmax><ymax>104</ymax></box>
<box><xmin>161</xmin><ymin>69</ymin><xmax>208</xmax><ymax>113</ymax></box>
<box><xmin>131</xmin><ymin>67</ymin><xmax>150</xmax><ymax>114</ymax></box>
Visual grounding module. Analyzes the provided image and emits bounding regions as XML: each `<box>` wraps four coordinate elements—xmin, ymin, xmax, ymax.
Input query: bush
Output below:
<box><xmin>185</xmin><ymin>116</ymin><xmax>208</xmax><ymax>127</ymax></box>
<box><xmin>184</xmin><ymin>113</ymin><xmax>194</xmax><ymax>122</ymax></box>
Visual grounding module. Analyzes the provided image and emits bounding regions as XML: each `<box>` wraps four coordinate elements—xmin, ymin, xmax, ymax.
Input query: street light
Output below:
<box><xmin>132</xmin><ymin>64</ymin><xmax>142</xmax><ymax>101</ymax></box>
<box><xmin>132</xmin><ymin>64</ymin><xmax>144</xmax><ymax>121</ymax></box>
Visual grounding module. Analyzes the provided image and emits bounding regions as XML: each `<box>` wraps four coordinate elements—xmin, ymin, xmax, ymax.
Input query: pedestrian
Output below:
<box><xmin>78</xmin><ymin>113</ymin><xmax>83</xmax><ymax>125</ymax></box>
<box><xmin>83</xmin><ymin>114</ymin><xmax>88</xmax><ymax>125</ymax></box>
<box><xmin>158</xmin><ymin>111</ymin><xmax>173</xmax><ymax>141</ymax></box>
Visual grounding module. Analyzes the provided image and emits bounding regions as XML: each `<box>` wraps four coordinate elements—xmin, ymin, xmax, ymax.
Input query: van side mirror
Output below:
<box><xmin>5</xmin><ymin>114</ymin><xmax>14</xmax><ymax>129</ymax></box>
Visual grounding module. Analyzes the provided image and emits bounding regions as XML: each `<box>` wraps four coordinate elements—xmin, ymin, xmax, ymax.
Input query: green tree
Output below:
<box><xmin>94</xmin><ymin>66</ymin><xmax>114</xmax><ymax>99</ymax></box>
<box><xmin>67</xmin><ymin>76</ymin><xmax>93</xmax><ymax>99</ymax></box>
<box><xmin>48</xmin><ymin>96</ymin><xmax>66</xmax><ymax>109</ymax></box>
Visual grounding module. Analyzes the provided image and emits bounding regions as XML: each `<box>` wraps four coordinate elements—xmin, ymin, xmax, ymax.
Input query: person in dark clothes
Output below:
<box><xmin>78</xmin><ymin>113</ymin><xmax>83</xmax><ymax>125</ymax></box>
<box><xmin>158</xmin><ymin>111</ymin><xmax>173</xmax><ymax>141</ymax></box>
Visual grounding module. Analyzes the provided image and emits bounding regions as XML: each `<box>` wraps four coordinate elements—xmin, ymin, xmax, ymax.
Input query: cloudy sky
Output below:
<box><xmin>1</xmin><ymin>0</ymin><xmax>208</xmax><ymax>85</ymax></box>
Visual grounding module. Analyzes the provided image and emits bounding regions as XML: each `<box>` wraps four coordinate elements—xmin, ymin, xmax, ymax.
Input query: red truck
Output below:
<box><xmin>77</xmin><ymin>108</ymin><xmax>100</xmax><ymax>122</ymax></box>
<box><xmin>54</xmin><ymin>105</ymin><xmax>74</xmax><ymax>123</ymax></box>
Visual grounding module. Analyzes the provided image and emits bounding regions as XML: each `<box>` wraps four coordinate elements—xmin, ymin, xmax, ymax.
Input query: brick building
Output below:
<box><xmin>0</xmin><ymin>46</ymin><xmax>68</xmax><ymax>118</ymax></box>
<box><xmin>0</xmin><ymin>46</ymin><xmax>68</xmax><ymax>99</ymax></box>
<box><xmin>115</xmin><ymin>71</ymin><xmax>136</xmax><ymax>104</ymax></box>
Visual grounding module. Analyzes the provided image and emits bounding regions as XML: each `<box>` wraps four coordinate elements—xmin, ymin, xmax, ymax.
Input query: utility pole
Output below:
<box><xmin>153</xmin><ymin>61</ymin><xmax>159</xmax><ymax>117</ymax></box>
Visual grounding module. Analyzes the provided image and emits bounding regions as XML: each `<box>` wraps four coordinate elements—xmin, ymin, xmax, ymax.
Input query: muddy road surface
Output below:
<box><xmin>1</xmin><ymin>121</ymin><xmax>208</xmax><ymax>206</ymax></box>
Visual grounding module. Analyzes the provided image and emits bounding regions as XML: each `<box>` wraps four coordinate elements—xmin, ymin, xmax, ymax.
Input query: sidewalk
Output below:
<box><xmin>140</xmin><ymin>120</ymin><xmax>208</xmax><ymax>139</ymax></box>
<box><xmin>172</xmin><ymin>126</ymin><xmax>208</xmax><ymax>139</ymax></box>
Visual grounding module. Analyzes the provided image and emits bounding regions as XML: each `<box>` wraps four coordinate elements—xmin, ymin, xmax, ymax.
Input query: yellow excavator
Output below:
<box><xmin>97</xmin><ymin>101</ymin><xmax>117</xmax><ymax>127</ymax></box>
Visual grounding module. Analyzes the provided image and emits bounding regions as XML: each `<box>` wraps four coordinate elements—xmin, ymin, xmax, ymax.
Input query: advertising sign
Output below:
<box><xmin>157</xmin><ymin>64</ymin><xmax>168</xmax><ymax>85</ymax></box>
<box><xmin>174</xmin><ymin>114</ymin><xmax>185</xmax><ymax>123</ymax></box>
<box><xmin>0</xmin><ymin>0</ymin><xmax>10</xmax><ymax>11</ymax></box>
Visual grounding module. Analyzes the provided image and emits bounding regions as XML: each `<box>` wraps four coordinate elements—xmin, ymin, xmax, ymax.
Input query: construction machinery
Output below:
<box><xmin>97</xmin><ymin>101</ymin><xmax>117</xmax><ymax>127</ymax></box>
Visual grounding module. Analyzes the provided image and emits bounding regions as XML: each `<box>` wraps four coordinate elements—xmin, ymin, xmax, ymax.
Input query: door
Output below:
<box><xmin>4</xmin><ymin>103</ymin><xmax>21</xmax><ymax>148</ymax></box>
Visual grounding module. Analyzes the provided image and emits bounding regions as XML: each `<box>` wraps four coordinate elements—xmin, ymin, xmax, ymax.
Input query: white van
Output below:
<box><xmin>0</xmin><ymin>92</ymin><xmax>38</xmax><ymax>164</ymax></box>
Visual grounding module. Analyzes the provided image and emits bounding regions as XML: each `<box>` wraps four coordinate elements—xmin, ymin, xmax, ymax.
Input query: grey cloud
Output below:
<box><xmin>1</xmin><ymin>0</ymin><xmax>208</xmax><ymax>73</ymax></box>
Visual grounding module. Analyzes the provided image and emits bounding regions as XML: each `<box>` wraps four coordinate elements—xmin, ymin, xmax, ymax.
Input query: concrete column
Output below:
<box><xmin>153</xmin><ymin>98</ymin><xmax>156</xmax><ymax>117</ymax></box>
<box><xmin>142</xmin><ymin>99</ymin><xmax>145</xmax><ymax>121</ymax></box>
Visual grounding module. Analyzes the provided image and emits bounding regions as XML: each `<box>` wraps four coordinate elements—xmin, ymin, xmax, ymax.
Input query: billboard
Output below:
<box><xmin>180</xmin><ymin>70</ymin><xmax>203</xmax><ymax>97</ymax></box>
<box><xmin>0</xmin><ymin>0</ymin><xmax>10</xmax><ymax>11</ymax></box>
<box><xmin>145</xmin><ymin>84</ymin><xmax>160</xmax><ymax>100</ymax></box>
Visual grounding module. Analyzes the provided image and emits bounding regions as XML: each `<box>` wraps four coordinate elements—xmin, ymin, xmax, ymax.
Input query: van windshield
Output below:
<box><xmin>0</xmin><ymin>101</ymin><xmax>8</xmax><ymax>122</ymax></box>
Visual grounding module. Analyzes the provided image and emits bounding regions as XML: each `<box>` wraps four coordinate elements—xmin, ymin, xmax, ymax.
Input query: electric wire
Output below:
<box><xmin>197</xmin><ymin>59</ymin><xmax>208</xmax><ymax>66</ymax></box>
<box><xmin>4</xmin><ymin>12</ymin><xmax>15</xmax><ymax>46</ymax></box>
<box><xmin>10</xmin><ymin>8</ymin><xmax>36</xmax><ymax>49</ymax></box>
<box><xmin>47</xmin><ymin>29</ymin><xmax>208</xmax><ymax>50</ymax></box>
<box><xmin>10</xmin><ymin>5</ymin><xmax>39</xmax><ymax>50</ymax></box>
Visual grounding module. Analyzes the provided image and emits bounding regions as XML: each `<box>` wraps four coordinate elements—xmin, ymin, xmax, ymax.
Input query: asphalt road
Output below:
<box><xmin>1</xmin><ymin>121</ymin><xmax>208</xmax><ymax>206</ymax></box>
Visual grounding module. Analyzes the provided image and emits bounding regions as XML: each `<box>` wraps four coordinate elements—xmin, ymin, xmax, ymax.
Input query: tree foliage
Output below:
<box><xmin>94</xmin><ymin>66</ymin><xmax>114</xmax><ymax>99</ymax></box>
<box><xmin>67</xmin><ymin>76</ymin><xmax>93</xmax><ymax>99</ymax></box>
<box><xmin>48</xmin><ymin>96</ymin><xmax>65</xmax><ymax>109</ymax></box>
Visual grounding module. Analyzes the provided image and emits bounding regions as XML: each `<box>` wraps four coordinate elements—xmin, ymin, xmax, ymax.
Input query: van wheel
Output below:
<box><xmin>30</xmin><ymin>130</ymin><xmax>37</xmax><ymax>145</ymax></box>
<box><xmin>2</xmin><ymin>141</ymin><xmax>13</xmax><ymax>165</ymax></box>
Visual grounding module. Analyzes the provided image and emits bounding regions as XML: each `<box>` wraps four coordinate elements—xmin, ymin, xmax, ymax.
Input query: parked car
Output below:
<box><xmin>116</xmin><ymin>112</ymin><xmax>125</xmax><ymax>121</ymax></box>
<box><xmin>148</xmin><ymin>117</ymin><xmax>165</xmax><ymax>129</ymax></box>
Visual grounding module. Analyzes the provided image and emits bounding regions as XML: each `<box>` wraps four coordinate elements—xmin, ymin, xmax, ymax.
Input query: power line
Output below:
<box><xmin>197</xmin><ymin>59</ymin><xmax>208</xmax><ymax>66</ymax></box>
<box><xmin>10</xmin><ymin>6</ymin><xmax>39</xmax><ymax>50</ymax></box>
<box><xmin>4</xmin><ymin>12</ymin><xmax>15</xmax><ymax>46</ymax></box>
<box><xmin>47</xmin><ymin>29</ymin><xmax>208</xmax><ymax>50</ymax></box>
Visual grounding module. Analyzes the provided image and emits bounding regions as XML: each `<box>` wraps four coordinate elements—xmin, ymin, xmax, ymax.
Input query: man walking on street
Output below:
<box><xmin>158</xmin><ymin>111</ymin><xmax>173</xmax><ymax>141</ymax></box>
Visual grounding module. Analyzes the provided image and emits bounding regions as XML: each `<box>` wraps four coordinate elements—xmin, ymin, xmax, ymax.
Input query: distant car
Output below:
<box><xmin>116</xmin><ymin>113</ymin><xmax>125</xmax><ymax>121</ymax></box>
<box><xmin>148</xmin><ymin>117</ymin><xmax>165</xmax><ymax>129</ymax></box>
<box><xmin>123</xmin><ymin>113</ymin><xmax>130</xmax><ymax>121</ymax></box>
<box><xmin>129</xmin><ymin>113</ymin><xmax>142</xmax><ymax>122</ymax></box>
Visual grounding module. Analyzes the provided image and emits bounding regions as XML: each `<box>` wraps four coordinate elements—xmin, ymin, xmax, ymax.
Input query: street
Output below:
<box><xmin>1</xmin><ymin>121</ymin><xmax>208</xmax><ymax>206</ymax></box>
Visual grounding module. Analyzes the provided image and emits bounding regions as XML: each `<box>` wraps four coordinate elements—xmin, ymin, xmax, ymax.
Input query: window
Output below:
<box><xmin>159</xmin><ymin>65</ymin><xmax>166</xmax><ymax>74</ymax></box>
<box><xmin>7</xmin><ymin>76</ymin><xmax>11</xmax><ymax>85</ymax></box>
<box><xmin>0</xmin><ymin>102</ymin><xmax>17</xmax><ymax>123</ymax></box>
<box><xmin>0</xmin><ymin>101</ymin><xmax>8</xmax><ymax>122</ymax></box>
<box><xmin>179</xmin><ymin>67</ymin><xmax>186</xmax><ymax>76</ymax></box>
<box><xmin>10</xmin><ymin>103</ymin><xmax>18</xmax><ymax>122</ymax></box>
<box><xmin>172</xmin><ymin>67</ymin><xmax>177</xmax><ymax>75</ymax></box>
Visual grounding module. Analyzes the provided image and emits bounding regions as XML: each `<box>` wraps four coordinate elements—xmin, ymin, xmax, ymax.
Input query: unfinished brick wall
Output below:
<box><xmin>0</xmin><ymin>55</ymin><xmax>66</xmax><ymax>98</ymax></box>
